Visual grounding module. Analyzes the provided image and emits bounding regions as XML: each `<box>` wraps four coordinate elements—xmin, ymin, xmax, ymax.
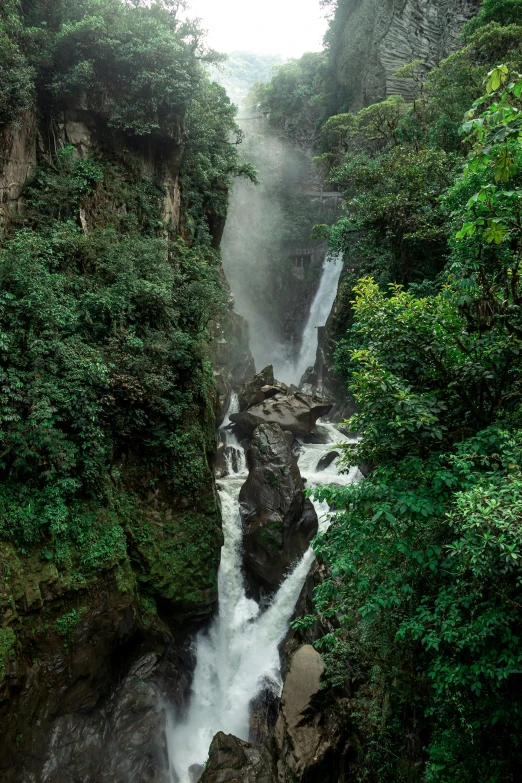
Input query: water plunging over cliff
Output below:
<box><xmin>285</xmin><ymin>254</ymin><xmax>344</xmax><ymax>387</ymax></box>
<box><xmin>166</xmin><ymin>399</ymin><xmax>359</xmax><ymax>782</ymax></box>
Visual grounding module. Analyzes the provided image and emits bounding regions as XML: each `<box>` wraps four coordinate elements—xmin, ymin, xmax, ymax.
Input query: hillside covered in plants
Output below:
<box><xmin>0</xmin><ymin>0</ymin><xmax>254</xmax><ymax>776</ymax></box>
<box><xmin>253</xmin><ymin>0</ymin><xmax>522</xmax><ymax>780</ymax></box>
<box><xmin>3</xmin><ymin>0</ymin><xmax>522</xmax><ymax>781</ymax></box>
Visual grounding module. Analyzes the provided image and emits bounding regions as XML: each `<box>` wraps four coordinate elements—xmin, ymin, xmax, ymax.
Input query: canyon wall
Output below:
<box><xmin>0</xmin><ymin>95</ymin><xmax>254</xmax><ymax>783</ymax></box>
<box><xmin>329</xmin><ymin>0</ymin><xmax>481</xmax><ymax>111</ymax></box>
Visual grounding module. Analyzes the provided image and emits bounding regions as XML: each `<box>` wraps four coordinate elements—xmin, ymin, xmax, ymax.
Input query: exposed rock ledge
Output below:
<box><xmin>201</xmin><ymin>645</ymin><xmax>349</xmax><ymax>783</ymax></box>
<box><xmin>240</xmin><ymin>424</ymin><xmax>318</xmax><ymax>593</ymax></box>
<box><xmin>230</xmin><ymin>366</ymin><xmax>332</xmax><ymax>439</ymax></box>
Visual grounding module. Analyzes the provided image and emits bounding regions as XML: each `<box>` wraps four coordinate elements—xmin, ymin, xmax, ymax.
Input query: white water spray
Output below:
<box><xmin>220</xmin><ymin>393</ymin><xmax>247</xmax><ymax>475</ymax></box>
<box><xmin>285</xmin><ymin>254</ymin><xmax>344</xmax><ymax>388</ymax></box>
<box><xmin>166</xmin><ymin>402</ymin><xmax>360</xmax><ymax>783</ymax></box>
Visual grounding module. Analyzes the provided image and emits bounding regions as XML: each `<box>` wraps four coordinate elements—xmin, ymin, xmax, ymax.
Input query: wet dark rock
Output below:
<box><xmin>215</xmin><ymin>442</ymin><xmax>227</xmax><ymax>478</ymax></box>
<box><xmin>211</xmin><ymin>301</ymin><xmax>256</xmax><ymax>422</ymax></box>
<box><xmin>216</xmin><ymin>442</ymin><xmax>244</xmax><ymax>479</ymax></box>
<box><xmin>199</xmin><ymin>732</ymin><xmax>277</xmax><ymax>783</ymax></box>
<box><xmin>249</xmin><ymin>685</ymin><xmax>281</xmax><ymax>744</ymax></box>
<box><xmin>238</xmin><ymin>365</ymin><xmax>275</xmax><ymax>411</ymax></box>
<box><xmin>316</xmin><ymin>451</ymin><xmax>340</xmax><ymax>472</ymax></box>
<box><xmin>189</xmin><ymin>763</ymin><xmax>205</xmax><ymax>782</ymax></box>
<box><xmin>358</xmin><ymin>461</ymin><xmax>374</xmax><ymax>478</ymax></box>
<box><xmin>231</xmin><ymin>392</ymin><xmax>332</xmax><ymax>439</ymax></box>
<box><xmin>274</xmin><ymin>645</ymin><xmax>345</xmax><ymax>783</ymax></box>
<box><xmin>39</xmin><ymin>653</ymin><xmax>171</xmax><ymax>783</ymax></box>
<box><xmin>239</xmin><ymin>424</ymin><xmax>318</xmax><ymax>592</ymax></box>
<box><xmin>282</xmin><ymin>429</ymin><xmax>295</xmax><ymax>448</ymax></box>
<box><xmin>213</xmin><ymin>371</ymin><xmax>232</xmax><ymax>429</ymax></box>
<box><xmin>300</xmin><ymin>424</ymin><xmax>339</xmax><ymax>445</ymax></box>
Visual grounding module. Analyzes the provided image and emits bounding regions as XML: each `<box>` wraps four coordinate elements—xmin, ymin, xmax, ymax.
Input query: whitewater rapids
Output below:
<box><xmin>166</xmin><ymin>397</ymin><xmax>360</xmax><ymax>783</ymax></box>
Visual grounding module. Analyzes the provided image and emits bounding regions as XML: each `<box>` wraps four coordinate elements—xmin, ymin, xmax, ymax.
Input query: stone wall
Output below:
<box><xmin>332</xmin><ymin>0</ymin><xmax>481</xmax><ymax>110</ymax></box>
<box><xmin>0</xmin><ymin>108</ymin><xmax>183</xmax><ymax>233</ymax></box>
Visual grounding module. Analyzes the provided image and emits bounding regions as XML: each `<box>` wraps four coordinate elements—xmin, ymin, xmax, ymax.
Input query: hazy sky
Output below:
<box><xmin>184</xmin><ymin>0</ymin><xmax>328</xmax><ymax>58</ymax></box>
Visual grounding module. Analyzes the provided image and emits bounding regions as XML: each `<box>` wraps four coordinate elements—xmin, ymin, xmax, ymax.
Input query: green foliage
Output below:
<box><xmin>465</xmin><ymin>0</ymin><xmax>522</xmax><ymax>36</ymax></box>
<box><xmin>0</xmin><ymin>0</ymin><xmax>240</xmax><ymax>602</ymax></box>
<box><xmin>320</xmin><ymin>95</ymin><xmax>409</xmax><ymax>159</ymax></box>
<box><xmin>328</xmin><ymin>146</ymin><xmax>454</xmax><ymax>290</ymax></box>
<box><xmin>0</xmin><ymin>162</ymin><xmax>224</xmax><ymax>548</ymax></box>
<box><xmin>36</xmin><ymin>0</ymin><xmax>208</xmax><ymax>136</ymax></box>
<box><xmin>248</xmin><ymin>52</ymin><xmax>329</xmax><ymax>147</ymax></box>
<box><xmin>54</xmin><ymin>607</ymin><xmax>85</xmax><ymax>637</ymax></box>
<box><xmin>0</xmin><ymin>3</ymin><xmax>35</xmax><ymax>124</ymax></box>
<box><xmin>0</xmin><ymin>627</ymin><xmax>16</xmax><ymax>679</ymax></box>
<box><xmin>306</xmin><ymin>18</ymin><xmax>522</xmax><ymax>775</ymax></box>
<box><xmin>313</xmin><ymin>429</ymin><xmax>522</xmax><ymax>781</ymax></box>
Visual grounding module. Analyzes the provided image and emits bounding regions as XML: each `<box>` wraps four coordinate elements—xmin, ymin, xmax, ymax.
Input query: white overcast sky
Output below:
<box><xmin>183</xmin><ymin>0</ymin><xmax>328</xmax><ymax>58</ymax></box>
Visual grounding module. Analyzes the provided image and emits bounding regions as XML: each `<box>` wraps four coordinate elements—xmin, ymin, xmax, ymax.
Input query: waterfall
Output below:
<box><xmin>166</xmin><ymin>401</ymin><xmax>361</xmax><ymax>783</ymax></box>
<box><xmin>221</xmin><ymin>393</ymin><xmax>247</xmax><ymax>475</ymax></box>
<box><xmin>285</xmin><ymin>254</ymin><xmax>344</xmax><ymax>388</ymax></box>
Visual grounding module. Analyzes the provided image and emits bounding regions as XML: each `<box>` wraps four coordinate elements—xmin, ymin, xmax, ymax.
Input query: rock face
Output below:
<box><xmin>274</xmin><ymin>645</ymin><xmax>346</xmax><ymax>783</ymax></box>
<box><xmin>231</xmin><ymin>376</ymin><xmax>332</xmax><ymax>439</ymax></box>
<box><xmin>274</xmin><ymin>645</ymin><xmax>325</xmax><ymax>781</ymax></box>
<box><xmin>39</xmin><ymin>653</ymin><xmax>171</xmax><ymax>783</ymax></box>
<box><xmin>330</xmin><ymin>0</ymin><xmax>481</xmax><ymax>112</ymax></box>
<box><xmin>239</xmin><ymin>424</ymin><xmax>318</xmax><ymax>592</ymax></box>
<box><xmin>0</xmin><ymin>111</ymin><xmax>37</xmax><ymax>222</ymax></box>
<box><xmin>238</xmin><ymin>365</ymin><xmax>277</xmax><ymax>412</ymax></box>
<box><xmin>0</xmin><ymin>99</ymin><xmax>223</xmax><ymax>783</ymax></box>
<box><xmin>199</xmin><ymin>732</ymin><xmax>277</xmax><ymax>783</ymax></box>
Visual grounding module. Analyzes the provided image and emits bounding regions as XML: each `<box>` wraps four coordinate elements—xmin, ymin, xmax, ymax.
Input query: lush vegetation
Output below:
<box><xmin>270</xmin><ymin>1</ymin><xmax>522</xmax><ymax>780</ymax></box>
<box><xmin>0</xmin><ymin>0</ymin><xmax>250</xmax><ymax>635</ymax></box>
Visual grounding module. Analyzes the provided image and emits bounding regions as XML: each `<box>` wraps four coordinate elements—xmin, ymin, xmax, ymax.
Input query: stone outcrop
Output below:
<box><xmin>0</xmin><ymin>111</ymin><xmax>37</xmax><ymax>224</ymax></box>
<box><xmin>200</xmin><ymin>732</ymin><xmax>277</xmax><ymax>783</ymax></box>
<box><xmin>330</xmin><ymin>0</ymin><xmax>480</xmax><ymax>112</ymax></box>
<box><xmin>38</xmin><ymin>653</ymin><xmax>171</xmax><ymax>783</ymax></box>
<box><xmin>274</xmin><ymin>645</ymin><xmax>344</xmax><ymax>783</ymax></box>
<box><xmin>239</xmin><ymin>424</ymin><xmax>318</xmax><ymax>592</ymax></box>
<box><xmin>238</xmin><ymin>365</ymin><xmax>278</xmax><ymax>412</ymax></box>
<box><xmin>231</xmin><ymin>375</ymin><xmax>332</xmax><ymax>439</ymax></box>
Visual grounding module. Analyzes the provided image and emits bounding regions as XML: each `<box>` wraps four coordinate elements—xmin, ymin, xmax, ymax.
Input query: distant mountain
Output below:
<box><xmin>209</xmin><ymin>51</ymin><xmax>285</xmax><ymax>108</ymax></box>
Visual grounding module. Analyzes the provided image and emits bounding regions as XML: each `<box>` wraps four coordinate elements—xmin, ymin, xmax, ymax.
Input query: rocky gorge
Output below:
<box><xmin>0</xmin><ymin>0</ymin><xmax>504</xmax><ymax>781</ymax></box>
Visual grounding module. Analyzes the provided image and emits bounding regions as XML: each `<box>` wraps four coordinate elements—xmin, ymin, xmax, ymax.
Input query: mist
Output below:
<box><xmin>222</xmin><ymin>131</ymin><xmax>313</xmax><ymax>377</ymax></box>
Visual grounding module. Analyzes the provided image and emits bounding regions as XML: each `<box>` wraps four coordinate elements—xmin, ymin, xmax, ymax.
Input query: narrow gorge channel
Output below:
<box><xmin>167</xmin><ymin>256</ymin><xmax>360</xmax><ymax>781</ymax></box>
<box><xmin>2</xmin><ymin>0</ymin><xmax>507</xmax><ymax>779</ymax></box>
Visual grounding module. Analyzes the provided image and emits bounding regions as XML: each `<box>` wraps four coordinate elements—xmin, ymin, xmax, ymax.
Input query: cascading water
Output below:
<box><xmin>285</xmin><ymin>254</ymin><xmax>344</xmax><ymax>387</ymax></box>
<box><xmin>220</xmin><ymin>393</ymin><xmax>247</xmax><ymax>475</ymax></box>
<box><xmin>166</xmin><ymin>400</ymin><xmax>360</xmax><ymax>783</ymax></box>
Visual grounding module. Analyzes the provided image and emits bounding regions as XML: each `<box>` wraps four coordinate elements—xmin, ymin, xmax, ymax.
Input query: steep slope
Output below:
<box><xmin>327</xmin><ymin>0</ymin><xmax>481</xmax><ymax>111</ymax></box>
<box><xmin>0</xmin><ymin>1</ymin><xmax>253</xmax><ymax>778</ymax></box>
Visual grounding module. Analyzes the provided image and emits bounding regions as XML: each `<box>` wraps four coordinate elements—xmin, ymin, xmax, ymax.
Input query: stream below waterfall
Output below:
<box><xmin>166</xmin><ymin>394</ymin><xmax>361</xmax><ymax>783</ymax></box>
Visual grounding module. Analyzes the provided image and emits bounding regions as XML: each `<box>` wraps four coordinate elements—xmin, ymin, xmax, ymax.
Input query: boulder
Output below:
<box><xmin>231</xmin><ymin>392</ymin><xmax>332</xmax><ymax>439</ymax></box>
<box><xmin>239</xmin><ymin>424</ymin><xmax>318</xmax><ymax>592</ymax></box>
<box><xmin>199</xmin><ymin>732</ymin><xmax>277</xmax><ymax>783</ymax></box>
<box><xmin>316</xmin><ymin>451</ymin><xmax>340</xmax><ymax>472</ymax></box>
<box><xmin>274</xmin><ymin>645</ymin><xmax>342</xmax><ymax>783</ymax></box>
<box><xmin>238</xmin><ymin>365</ymin><xmax>275</xmax><ymax>411</ymax></box>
